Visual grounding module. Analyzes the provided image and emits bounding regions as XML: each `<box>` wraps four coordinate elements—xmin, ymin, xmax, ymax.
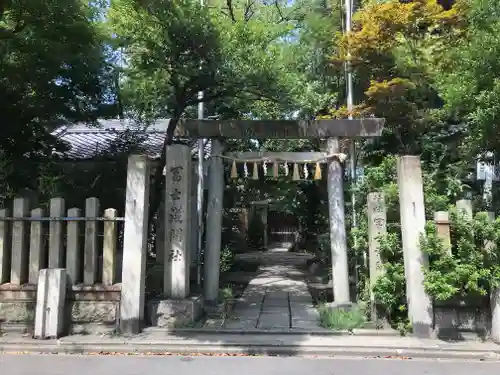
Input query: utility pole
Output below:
<box><xmin>345</xmin><ymin>0</ymin><xmax>364</xmax><ymax>268</ymax></box>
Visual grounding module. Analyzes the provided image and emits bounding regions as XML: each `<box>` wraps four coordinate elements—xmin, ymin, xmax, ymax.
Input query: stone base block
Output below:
<box><xmin>69</xmin><ymin>285</ymin><xmax>121</xmax><ymax>334</ymax></box>
<box><xmin>0</xmin><ymin>285</ymin><xmax>36</xmax><ymax>333</ymax></box>
<box><xmin>147</xmin><ymin>295</ymin><xmax>203</xmax><ymax>328</ymax></box>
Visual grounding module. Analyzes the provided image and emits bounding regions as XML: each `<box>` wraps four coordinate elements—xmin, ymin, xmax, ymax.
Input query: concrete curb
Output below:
<box><xmin>1</xmin><ymin>341</ymin><xmax>500</xmax><ymax>360</ymax></box>
<box><xmin>145</xmin><ymin>328</ymin><xmax>400</xmax><ymax>337</ymax></box>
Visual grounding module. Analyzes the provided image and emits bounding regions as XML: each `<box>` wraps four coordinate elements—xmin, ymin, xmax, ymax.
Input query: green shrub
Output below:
<box><xmin>318</xmin><ymin>304</ymin><xmax>367</xmax><ymax>331</ymax></box>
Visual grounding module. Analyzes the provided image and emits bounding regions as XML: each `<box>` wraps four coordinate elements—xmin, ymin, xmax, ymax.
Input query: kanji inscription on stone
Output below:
<box><xmin>170</xmin><ymin>188</ymin><xmax>182</xmax><ymax>201</ymax></box>
<box><xmin>170</xmin><ymin>166</ymin><xmax>183</xmax><ymax>182</ymax></box>
<box><xmin>169</xmin><ymin>206</ymin><xmax>183</xmax><ymax>224</ymax></box>
<box><xmin>367</xmin><ymin>192</ymin><xmax>387</xmax><ymax>305</ymax></box>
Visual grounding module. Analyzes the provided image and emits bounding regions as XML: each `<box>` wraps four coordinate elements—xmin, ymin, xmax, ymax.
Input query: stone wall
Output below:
<box><xmin>0</xmin><ymin>285</ymin><xmax>36</xmax><ymax>333</ymax></box>
<box><xmin>0</xmin><ymin>284</ymin><xmax>121</xmax><ymax>335</ymax></box>
<box><xmin>433</xmin><ymin>297</ymin><xmax>491</xmax><ymax>339</ymax></box>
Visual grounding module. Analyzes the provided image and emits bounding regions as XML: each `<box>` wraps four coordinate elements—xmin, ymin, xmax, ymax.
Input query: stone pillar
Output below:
<box><xmin>163</xmin><ymin>144</ymin><xmax>192</xmax><ymax>299</ymax></box>
<box><xmin>396</xmin><ymin>156</ymin><xmax>433</xmax><ymax>338</ymax></box>
<box><xmin>326</xmin><ymin>138</ymin><xmax>350</xmax><ymax>304</ymax></box>
<box><xmin>434</xmin><ymin>211</ymin><xmax>451</xmax><ymax>254</ymax></box>
<box><xmin>262</xmin><ymin>204</ymin><xmax>268</xmax><ymax>248</ymax></box>
<box><xmin>456</xmin><ymin>199</ymin><xmax>473</xmax><ymax>219</ymax></box>
<box><xmin>120</xmin><ymin>155</ymin><xmax>150</xmax><ymax>334</ymax></box>
<box><xmin>11</xmin><ymin>197</ymin><xmax>29</xmax><ymax>284</ymax></box>
<box><xmin>204</xmin><ymin>139</ymin><xmax>225</xmax><ymax>305</ymax></box>
<box><xmin>48</xmin><ymin>197</ymin><xmax>65</xmax><ymax>268</ymax></box>
<box><xmin>482</xmin><ymin>211</ymin><xmax>500</xmax><ymax>343</ymax></box>
<box><xmin>367</xmin><ymin>192</ymin><xmax>387</xmax><ymax>321</ymax></box>
<box><xmin>0</xmin><ymin>209</ymin><xmax>10</xmax><ymax>284</ymax></box>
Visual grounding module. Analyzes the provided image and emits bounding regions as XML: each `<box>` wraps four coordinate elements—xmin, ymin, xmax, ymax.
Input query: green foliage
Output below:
<box><xmin>220</xmin><ymin>245</ymin><xmax>235</xmax><ymax>274</ymax></box>
<box><xmin>318</xmin><ymin>304</ymin><xmax>367</xmax><ymax>331</ymax></box>
<box><xmin>0</xmin><ymin>0</ymin><xmax>111</xmax><ymax>200</ymax></box>
<box><xmin>422</xmin><ymin>209</ymin><xmax>500</xmax><ymax>301</ymax></box>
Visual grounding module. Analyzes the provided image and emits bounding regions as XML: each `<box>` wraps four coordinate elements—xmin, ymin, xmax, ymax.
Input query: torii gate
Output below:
<box><xmin>176</xmin><ymin>118</ymin><xmax>385</xmax><ymax>307</ymax></box>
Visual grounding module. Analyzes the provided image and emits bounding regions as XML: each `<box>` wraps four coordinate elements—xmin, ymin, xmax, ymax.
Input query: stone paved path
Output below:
<box><xmin>223</xmin><ymin>246</ymin><xmax>321</xmax><ymax>330</ymax></box>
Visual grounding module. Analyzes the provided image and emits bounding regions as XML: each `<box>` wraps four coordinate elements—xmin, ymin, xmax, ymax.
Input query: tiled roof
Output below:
<box><xmin>51</xmin><ymin>119</ymin><xmax>211</xmax><ymax>160</ymax></box>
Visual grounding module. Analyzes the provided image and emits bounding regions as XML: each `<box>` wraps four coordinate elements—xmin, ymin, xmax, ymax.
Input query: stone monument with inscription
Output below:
<box><xmin>367</xmin><ymin>192</ymin><xmax>387</xmax><ymax>322</ymax></box>
<box><xmin>148</xmin><ymin>144</ymin><xmax>203</xmax><ymax>328</ymax></box>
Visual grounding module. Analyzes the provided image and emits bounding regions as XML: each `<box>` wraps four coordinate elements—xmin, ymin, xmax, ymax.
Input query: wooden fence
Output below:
<box><xmin>0</xmin><ymin>196</ymin><xmax>124</xmax><ymax>287</ymax></box>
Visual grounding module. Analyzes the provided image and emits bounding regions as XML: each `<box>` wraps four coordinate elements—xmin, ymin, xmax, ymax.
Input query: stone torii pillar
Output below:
<box><xmin>326</xmin><ymin>138</ymin><xmax>350</xmax><ymax>304</ymax></box>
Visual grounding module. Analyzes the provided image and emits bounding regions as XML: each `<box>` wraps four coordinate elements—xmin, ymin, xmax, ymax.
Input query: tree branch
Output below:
<box><xmin>243</xmin><ymin>0</ymin><xmax>255</xmax><ymax>22</ymax></box>
<box><xmin>273</xmin><ymin>0</ymin><xmax>287</xmax><ymax>23</ymax></box>
<box><xmin>226</xmin><ymin>0</ymin><xmax>237</xmax><ymax>22</ymax></box>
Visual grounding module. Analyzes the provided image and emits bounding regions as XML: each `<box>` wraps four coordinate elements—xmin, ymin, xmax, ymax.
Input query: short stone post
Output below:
<box><xmin>434</xmin><ymin>211</ymin><xmax>451</xmax><ymax>254</ymax></box>
<box><xmin>456</xmin><ymin>199</ymin><xmax>473</xmax><ymax>220</ymax></box>
<box><xmin>11</xmin><ymin>197</ymin><xmax>29</xmax><ymax>284</ymax></box>
<box><xmin>34</xmin><ymin>268</ymin><xmax>67</xmax><ymax>339</ymax></box>
<box><xmin>367</xmin><ymin>192</ymin><xmax>387</xmax><ymax>321</ymax></box>
<box><xmin>163</xmin><ymin>144</ymin><xmax>192</xmax><ymax>299</ymax></box>
<box><xmin>120</xmin><ymin>155</ymin><xmax>150</xmax><ymax>334</ymax></box>
<box><xmin>29</xmin><ymin>208</ymin><xmax>46</xmax><ymax>284</ymax></box>
<box><xmin>103</xmin><ymin>208</ymin><xmax>118</xmax><ymax>285</ymax></box>
<box><xmin>204</xmin><ymin>139</ymin><xmax>225</xmax><ymax>305</ymax></box>
<box><xmin>326</xmin><ymin>138</ymin><xmax>350</xmax><ymax>304</ymax></box>
<box><xmin>48</xmin><ymin>197</ymin><xmax>65</xmax><ymax>268</ymax></box>
<box><xmin>396</xmin><ymin>156</ymin><xmax>433</xmax><ymax>338</ymax></box>
<box><xmin>0</xmin><ymin>209</ymin><xmax>10</xmax><ymax>284</ymax></box>
<box><xmin>66</xmin><ymin>208</ymin><xmax>82</xmax><ymax>285</ymax></box>
<box><xmin>84</xmin><ymin>197</ymin><xmax>100</xmax><ymax>284</ymax></box>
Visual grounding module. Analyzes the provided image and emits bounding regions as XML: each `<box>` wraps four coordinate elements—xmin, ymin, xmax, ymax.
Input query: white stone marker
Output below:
<box><xmin>204</xmin><ymin>140</ymin><xmax>225</xmax><ymax>304</ymax></box>
<box><xmin>327</xmin><ymin>137</ymin><xmax>350</xmax><ymax>304</ymax></box>
<box><xmin>397</xmin><ymin>156</ymin><xmax>433</xmax><ymax>338</ymax></box>
<box><xmin>34</xmin><ymin>268</ymin><xmax>67</xmax><ymax>339</ymax></box>
<box><xmin>164</xmin><ymin>144</ymin><xmax>192</xmax><ymax>299</ymax></box>
<box><xmin>367</xmin><ymin>192</ymin><xmax>387</xmax><ymax>320</ymax></box>
<box><xmin>120</xmin><ymin>155</ymin><xmax>150</xmax><ymax>334</ymax></box>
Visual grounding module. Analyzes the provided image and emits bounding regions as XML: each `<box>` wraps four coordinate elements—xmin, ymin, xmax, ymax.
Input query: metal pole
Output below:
<box><xmin>197</xmin><ymin>93</ymin><xmax>204</xmax><ymax>287</ymax></box>
<box><xmin>196</xmin><ymin>0</ymin><xmax>206</xmax><ymax>288</ymax></box>
<box><xmin>345</xmin><ymin>0</ymin><xmax>365</xmax><ymax>269</ymax></box>
<box><xmin>345</xmin><ymin>0</ymin><xmax>356</xmax><ymax>226</ymax></box>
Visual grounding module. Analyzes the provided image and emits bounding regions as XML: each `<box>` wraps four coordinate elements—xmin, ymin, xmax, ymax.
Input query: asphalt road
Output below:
<box><xmin>1</xmin><ymin>354</ymin><xmax>500</xmax><ymax>375</ymax></box>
